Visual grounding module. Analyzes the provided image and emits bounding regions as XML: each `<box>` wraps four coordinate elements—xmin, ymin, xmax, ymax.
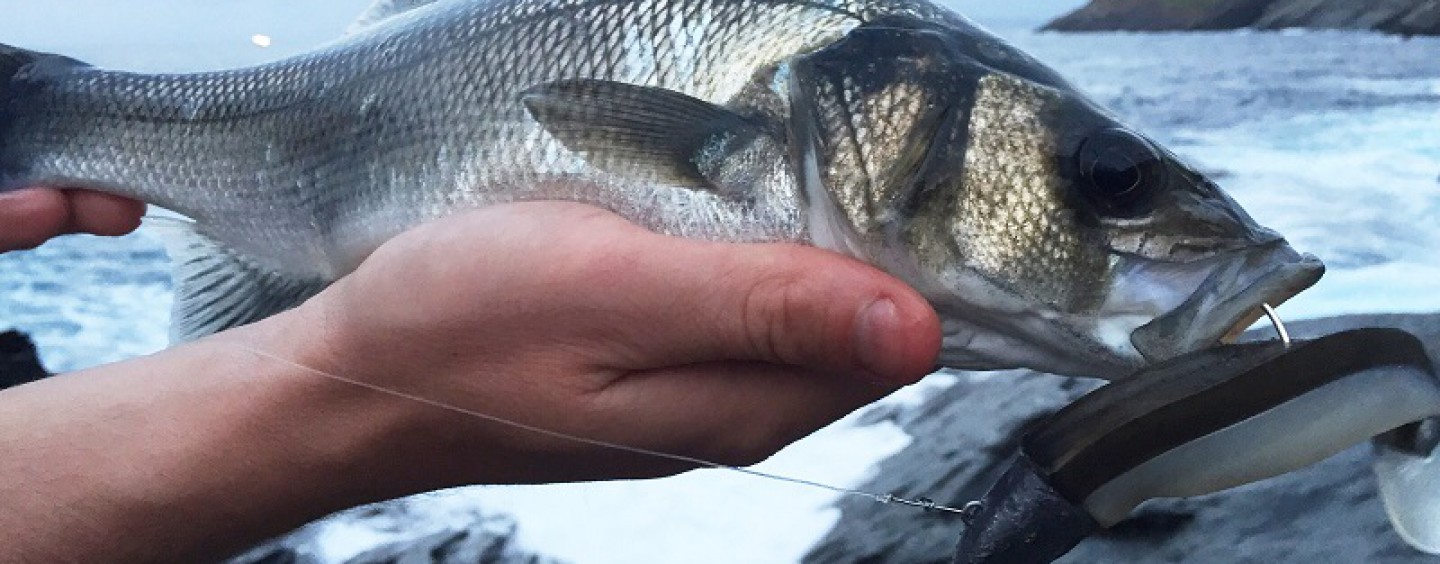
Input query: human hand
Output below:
<box><xmin>0</xmin><ymin>188</ymin><xmax>145</xmax><ymax>251</ymax></box>
<box><xmin>263</xmin><ymin>202</ymin><xmax>941</xmax><ymax>490</ymax></box>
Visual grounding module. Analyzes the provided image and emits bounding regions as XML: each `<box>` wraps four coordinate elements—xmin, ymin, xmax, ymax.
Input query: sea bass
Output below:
<box><xmin>0</xmin><ymin>0</ymin><xmax>1322</xmax><ymax>378</ymax></box>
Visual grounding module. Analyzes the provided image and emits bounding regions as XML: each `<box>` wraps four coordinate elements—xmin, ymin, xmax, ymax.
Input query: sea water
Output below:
<box><xmin>0</xmin><ymin>6</ymin><xmax>1436</xmax><ymax>564</ymax></box>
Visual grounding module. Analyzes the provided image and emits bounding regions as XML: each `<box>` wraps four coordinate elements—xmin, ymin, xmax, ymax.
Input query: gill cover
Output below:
<box><xmin>782</xmin><ymin>20</ymin><xmax>976</xmax><ymax>263</ymax></box>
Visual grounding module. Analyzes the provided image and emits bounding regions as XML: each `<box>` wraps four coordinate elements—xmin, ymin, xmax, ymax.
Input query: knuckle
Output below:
<box><xmin>739</xmin><ymin>267</ymin><xmax>820</xmax><ymax>365</ymax></box>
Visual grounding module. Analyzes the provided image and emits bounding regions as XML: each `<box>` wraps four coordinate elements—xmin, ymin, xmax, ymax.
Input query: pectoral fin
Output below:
<box><xmin>522</xmin><ymin>79</ymin><xmax>762</xmax><ymax>193</ymax></box>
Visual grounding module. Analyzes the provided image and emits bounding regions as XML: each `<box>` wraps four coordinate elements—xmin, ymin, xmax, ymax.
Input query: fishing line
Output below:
<box><xmin>233</xmin><ymin>343</ymin><xmax>977</xmax><ymax>518</ymax></box>
<box><xmin>228</xmin><ymin>305</ymin><xmax>1295</xmax><ymax>522</ymax></box>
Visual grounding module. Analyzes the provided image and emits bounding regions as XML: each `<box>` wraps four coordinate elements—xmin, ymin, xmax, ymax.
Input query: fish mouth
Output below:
<box><xmin>1130</xmin><ymin>242</ymin><xmax>1325</xmax><ymax>364</ymax></box>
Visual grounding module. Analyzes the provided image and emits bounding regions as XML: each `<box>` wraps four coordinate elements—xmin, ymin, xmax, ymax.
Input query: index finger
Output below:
<box><xmin>0</xmin><ymin>188</ymin><xmax>144</xmax><ymax>252</ymax></box>
<box><xmin>0</xmin><ymin>188</ymin><xmax>69</xmax><ymax>251</ymax></box>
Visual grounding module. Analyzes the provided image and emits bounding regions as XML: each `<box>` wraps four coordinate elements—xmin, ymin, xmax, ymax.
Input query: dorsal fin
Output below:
<box><xmin>348</xmin><ymin>0</ymin><xmax>444</xmax><ymax>34</ymax></box>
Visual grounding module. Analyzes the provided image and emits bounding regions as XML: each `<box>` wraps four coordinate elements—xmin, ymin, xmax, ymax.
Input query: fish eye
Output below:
<box><xmin>1074</xmin><ymin>128</ymin><xmax>1163</xmax><ymax>218</ymax></box>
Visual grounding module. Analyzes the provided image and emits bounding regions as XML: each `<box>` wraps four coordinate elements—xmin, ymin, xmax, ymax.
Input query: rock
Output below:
<box><xmin>1254</xmin><ymin>0</ymin><xmax>1440</xmax><ymax>35</ymax></box>
<box><xmin>1043</xmin><ymin>0</ymin><xmax>1440</xmax><ymax>36</ymax></box>
<box><xmin>804</xmin><ymin>370</ymin><xmax>1096</xmax><ymax>564</ymax></box>
<box><xmin>230</xmin><ymin>498</ymin><xmax>564</xmax><ymax>564</ymax></box>
<box><xmin>341</xmin><ymin>521</ymin><xmax>557</xmax><ymax>564</ymax></box>
<box><xmin>0</xmin><ymin>330</ymin><xmax>50</xmax><ymax>390</ymax></box>
<box><xmin>804</xmin><ymin>313</ymin><xmax>1440</xmax><ymax>563</ymax></box>
<box><xmin>1042</xmin><ymin>0</ymin><xmax>1279</xmax><ymax>32</ymax></box>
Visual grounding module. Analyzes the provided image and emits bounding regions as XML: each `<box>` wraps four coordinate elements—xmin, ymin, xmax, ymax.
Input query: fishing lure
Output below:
<box><xmin>954</xmin><ymin>327</ymin><xmax>1439</xmax><ymax>563</ymax></box>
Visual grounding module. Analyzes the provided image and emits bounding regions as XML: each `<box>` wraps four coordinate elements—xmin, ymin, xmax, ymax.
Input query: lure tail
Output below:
<box><xmin>956</xmin><ymin>328</ymin><xmax>1440</xmax><ymax>564</ymax></box>
<box><xmin>1374</xmin><ymin>418</ymin><xmax>1440</xmax><ymax>554</ymax></box>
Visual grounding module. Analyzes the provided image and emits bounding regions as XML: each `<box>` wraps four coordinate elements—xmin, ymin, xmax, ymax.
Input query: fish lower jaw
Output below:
<box><xmin>937</xmin><ymin>313</ymin><xmax>1139</xmax><ymax>379</ymax></box>
<box><xmin>1132</xmin><ymin>251</ymin><xmax>1325</xmax><ymax>361</ymax></box>
<box><xmin>1216</xmin><ymin>289</ymin><xmax>1299</xmax><ymax>345</ymax></box>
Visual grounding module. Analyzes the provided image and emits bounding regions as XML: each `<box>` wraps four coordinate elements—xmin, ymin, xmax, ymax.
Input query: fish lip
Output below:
<box><xmin>1129</xmin><ymin>244</ymin><xmax>1325</xmax><ymax>365</ymax></box>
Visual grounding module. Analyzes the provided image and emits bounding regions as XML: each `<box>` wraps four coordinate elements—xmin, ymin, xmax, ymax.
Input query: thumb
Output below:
<box><xmin>611</xmin><ymin>236</ymin><xmax>942</xmax><ymax>385</ymax></box>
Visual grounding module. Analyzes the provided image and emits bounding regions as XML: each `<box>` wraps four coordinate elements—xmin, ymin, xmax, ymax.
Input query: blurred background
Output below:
<box><xmin>1</xmin><ymin>1</ymin><xmax>1436</xmax><ymax>562</ymax></box>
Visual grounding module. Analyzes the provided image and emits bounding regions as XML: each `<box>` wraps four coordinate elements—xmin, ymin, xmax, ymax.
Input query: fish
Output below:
<box><xmin>0</xmin><ymin>0</ymin><xmax>1323</xmax><ymax>379</ymax></box>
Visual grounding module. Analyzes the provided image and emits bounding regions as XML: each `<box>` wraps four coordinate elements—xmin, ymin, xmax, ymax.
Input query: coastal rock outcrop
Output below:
<box><xmin>804</xmin><ymin>313</ymin><xmax>1440</xmax><ymax>563</ymax></box>
<box><xmin>230</xmin><ymin>498</ymin><xmax>563</xmax><ymax>564</ymax></box>
<box><xmin>1042</xmin><ymin>0</ymin><xmax>1278</xmax><ymax>32</ymax></box>
<box><xmin>1254</xmin><ymin>0</ymin><xmax>1440</xmax><ymax>35</ymax></box>
<box><xmin>1044</xmin><ymin>0</ymin><xmax>1440</xmax><ymax>35</ymax></box>
<box><xmin>0</xmin><ymin>330</ymin><xmax>49</xmax><ymax>389</ymax></box>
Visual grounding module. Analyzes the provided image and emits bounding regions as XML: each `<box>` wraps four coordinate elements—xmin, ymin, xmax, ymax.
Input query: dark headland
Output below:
<box><xmin>1043</xmin><ymin>0</ymin><xmax>1440</xmax><ymax>35</ymax></box>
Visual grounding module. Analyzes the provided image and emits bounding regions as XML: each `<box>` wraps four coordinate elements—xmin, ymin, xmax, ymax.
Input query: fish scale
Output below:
<box><xmin>0</xmin><ymin>0</ymin><xmax>1321</xmax><ymax>378</ymax></box>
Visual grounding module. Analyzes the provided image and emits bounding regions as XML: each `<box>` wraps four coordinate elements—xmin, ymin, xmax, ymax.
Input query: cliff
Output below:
<box><xmin>1044</xmin><ymin>0</ymin><xmax>1440</xmax><ymax>36</ymax></box>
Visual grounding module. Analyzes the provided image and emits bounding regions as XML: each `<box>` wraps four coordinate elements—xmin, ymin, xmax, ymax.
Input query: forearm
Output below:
<box><xmin>0</xmin><ymin>315</ymin><xmax>416</xmax><ymax>563</ymax></box>
<box><xmin>0</xmin><ymin>202</ymin><xmax>943</xmax><ymax>562</ymax></box>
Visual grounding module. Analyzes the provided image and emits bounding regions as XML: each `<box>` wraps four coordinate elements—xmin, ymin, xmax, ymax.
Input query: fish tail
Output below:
<box><xmin>0</xmin><ymin>43</ymin><xmax>86</xmax><ymax>191</ymax></box>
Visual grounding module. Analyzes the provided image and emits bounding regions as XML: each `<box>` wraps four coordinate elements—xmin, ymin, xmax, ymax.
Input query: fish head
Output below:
<box><xmin>786</xmin><ymin>18</ymin><xmax>1324</xmax><ymax>378</ymax></box>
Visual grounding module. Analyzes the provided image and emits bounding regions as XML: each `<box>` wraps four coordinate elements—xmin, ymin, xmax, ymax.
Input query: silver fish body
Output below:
<box><xmin>0</xmin><ymin>0</ymin><xmax>1322</xmax><ymax>378</ymax></box>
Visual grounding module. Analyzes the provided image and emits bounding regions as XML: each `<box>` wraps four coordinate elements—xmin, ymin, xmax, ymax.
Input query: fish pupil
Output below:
<box><xmin>1075</xmin><ymin>128</ymin><xmax>1162</xmax><ymax>218</ymax></box>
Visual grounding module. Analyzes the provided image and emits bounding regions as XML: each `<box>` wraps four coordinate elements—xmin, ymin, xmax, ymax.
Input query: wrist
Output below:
<box><xmin>0</xmin><ymin>312</ymin><xmax>435</xmax><ymax>562</ymax></box>
<box><xmin>216</xmin><ymin>309</ymin><xmax>439</xmax><ymax>508</ymax></box>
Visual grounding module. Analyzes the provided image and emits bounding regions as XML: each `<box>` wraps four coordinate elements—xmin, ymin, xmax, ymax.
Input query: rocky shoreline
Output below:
<box><xmin>230</xmin><ymin>498</ymin><xmax>560</xmax><ymax>564</ymax></box>
<box><xmin>1044</xmin><ymin>0</ymin><xmax>1440</xmax><ymax>36</ymax></box>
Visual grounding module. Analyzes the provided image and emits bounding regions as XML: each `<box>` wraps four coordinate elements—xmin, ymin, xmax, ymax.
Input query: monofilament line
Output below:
<box><xmin>234</xmin><ymin>344</ymin><xmax>972</xmax><ymax>517</ymax></box>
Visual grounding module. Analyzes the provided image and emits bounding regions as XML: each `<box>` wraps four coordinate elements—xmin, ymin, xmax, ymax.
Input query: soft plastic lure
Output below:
<box><xmin>954</xmin><ymin>328</ymin><xmax>1439</xmax><ymax>563</ymax></box>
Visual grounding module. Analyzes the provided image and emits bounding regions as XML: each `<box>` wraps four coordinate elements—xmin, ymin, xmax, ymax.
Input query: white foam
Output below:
<box><xmin>296</xmin><ymin>389</ymin><xmax>929</xmax><ymax>564</ymax></box>
<box><xmin>1173</xmin><ymin>105</ymin><xmax>1440</xmax><ymax>320</ymax></box>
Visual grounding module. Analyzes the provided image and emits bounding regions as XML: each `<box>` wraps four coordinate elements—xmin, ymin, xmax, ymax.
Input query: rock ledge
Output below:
<box><xmin>1044</xmin><ymin>0</ymin><xmax>1440</xmax><ymax>36</ymax></box>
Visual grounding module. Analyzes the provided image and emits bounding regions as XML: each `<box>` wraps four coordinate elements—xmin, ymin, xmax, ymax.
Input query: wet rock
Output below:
<box><xmin>342</xmin><ymin>522</ymin><xmax>556</xmax><ymax>564</ymax></box>
<box><xmin>230</xmin><ymin>498</ymin><xmax>564</xmax><ymax>564</ymax></box>
<box><xmin>1042</xmin><ymin>0</ymin><xmax>1278</xmax><ymax>32</ymax></box>
<box><xmin>1044</xmin><ymin>0</ymin><xmax>1440</xmax><ymax>36</ymax></box>
<box><xmin>1255</xmin><ymin>0</ymin><xmax>1440</xmax><ymax>35</ymax></box>
<box><xmin>805</xmin><ymin>313</ymin><xmax>1440</xmax><ymax>563</ymax></box>
<box><xmin>0</xmin><ymin>330</ymin><xmax>49</xmax><ymax>390</ymax></box>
